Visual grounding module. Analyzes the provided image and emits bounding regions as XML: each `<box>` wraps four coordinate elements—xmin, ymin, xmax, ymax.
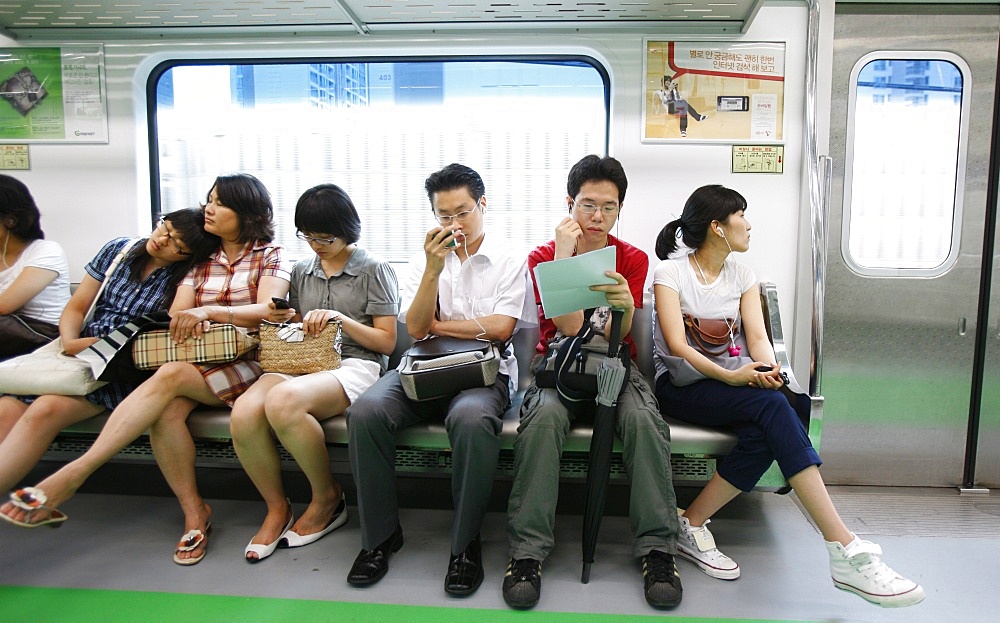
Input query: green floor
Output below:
<box><xmin>0</xmin><ymin>586</ymin><xmax>804</xmax><ymax>623</ymax></box>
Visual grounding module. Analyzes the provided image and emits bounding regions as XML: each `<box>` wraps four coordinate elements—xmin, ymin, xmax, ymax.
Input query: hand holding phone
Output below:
<box><xmin>271</xmin><ymin>297</ymin><xmax>290</xmax><ymax>309</ymax></box>
<box><xmin>755</xmin><ymin>365</ymin><xmax>773</xmax><ymax>372</ymax></box>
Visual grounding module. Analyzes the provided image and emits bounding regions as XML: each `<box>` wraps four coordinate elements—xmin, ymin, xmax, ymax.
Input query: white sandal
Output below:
<box><xmin>245</xmin><ymin>511</ymin><xmax>294</xmax><ymax>563</ymax></box>
<box><xmin>173</xmin><ymin>523</ymin><xmax>212</xmax><ymax>566</ymax></box>
<box><xmin>1</xmin><ymin>487</ymin><xmax>68</xmax><ymax>529</ymax></box>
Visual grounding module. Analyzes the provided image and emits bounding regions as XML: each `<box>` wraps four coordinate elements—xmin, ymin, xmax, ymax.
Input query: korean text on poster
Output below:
<box><xmin>0</xmin><ymin>46</ymin><xmax>108</xmax><ymax>143</ymax></box>
<box><xmin>643</xmin><ymin>40</ymin><xmax>785</xmax><ymax>143</ymax></box>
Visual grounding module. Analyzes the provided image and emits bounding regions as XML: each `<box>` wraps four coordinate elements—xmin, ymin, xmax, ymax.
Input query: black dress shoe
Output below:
<box><xmin>444</xmin><ymin>534</ymin><xmax>484</xmax><ymax>596</ymax></box>
<box><xmin>347</xmin><ymin>525</ymin><xmax>404</xmax><ymax>586</ymax></box>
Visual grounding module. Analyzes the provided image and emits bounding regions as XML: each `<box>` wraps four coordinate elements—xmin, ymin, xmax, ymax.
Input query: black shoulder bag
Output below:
<box><xmin>534</xmin><ymin>310</ymin><xmax>630</xmax><ymax>408</ymax></box>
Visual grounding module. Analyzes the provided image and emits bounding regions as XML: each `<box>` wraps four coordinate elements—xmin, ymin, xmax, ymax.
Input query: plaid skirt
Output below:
<box><xmin>195</xmin><ymin>355</ymin><xmax>263</xmax><ymax>407</ymax></box>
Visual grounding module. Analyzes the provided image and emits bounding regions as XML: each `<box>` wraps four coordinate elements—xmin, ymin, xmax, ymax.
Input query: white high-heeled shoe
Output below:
<box><xmin>244</xmin><ymin>509</ymin><xmax>294</xmax><ymax>563</ymax></box>
<box><xmin>280</xmin><ymin>492</ymin><xmax>348</xmax><ymax>548</ymax></box>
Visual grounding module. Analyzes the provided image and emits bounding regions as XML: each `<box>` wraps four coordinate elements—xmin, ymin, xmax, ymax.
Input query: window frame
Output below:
<box><xmin>841</xmin><ymin>50</ymin><xmax>972</xmax><ymax>278</ymax></box>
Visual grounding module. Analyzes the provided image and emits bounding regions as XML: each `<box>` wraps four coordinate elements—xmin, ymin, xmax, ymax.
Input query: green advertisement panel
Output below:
<box><xmin>0</xmin><ymin>45</ymin><xmax>108</xmax><ymax>143</ymax></box>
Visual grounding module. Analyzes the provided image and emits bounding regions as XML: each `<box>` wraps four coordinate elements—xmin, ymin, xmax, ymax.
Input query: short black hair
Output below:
<box><xmin>207</xmin><ymin>173</ymin><xmax>274</xmax><ymax>243</ymax></box>
<box><xmin>294</xmin><ymin>184</ymin><xmax>362</xmax><ymax>245</ymax></box>
<box><xmin>567</xmin><ymin>155</ymin><xmax>628</xmax><ymax>204</ymax></box>
<box><xmin>0</xmin><ymin>174</ymin><xmax>44</xmax><ymax>240</ymax></box>
<box><xmin>424</xmin><ymin>163</ymin><xmax>486</xmax><ymax>208</ymax></box>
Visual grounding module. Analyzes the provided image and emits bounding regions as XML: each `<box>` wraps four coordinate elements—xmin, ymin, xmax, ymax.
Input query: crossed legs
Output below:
<box><xmin>0</xmin><ymin>362</ymin><xmax>220</xmax><ymax>537</ymax></box>
<box><xmin>684</xmin><ymin>466</ymin><xmax>852</xmax><ymax>546</ymax></box>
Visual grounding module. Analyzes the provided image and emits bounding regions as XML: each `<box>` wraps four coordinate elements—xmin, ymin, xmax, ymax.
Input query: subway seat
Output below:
<box><xmin>53</xmin><ymin>283</ymin><xmax>810</xmax><ymax>487</ymax></box>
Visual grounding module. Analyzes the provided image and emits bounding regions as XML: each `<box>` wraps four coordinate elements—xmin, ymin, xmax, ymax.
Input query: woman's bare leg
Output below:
<box><xmin>0</xmin><ymin>396</ymin><xmax>29</xmax><ymax>441</ymax></box>
<box><xmin>684</xmin><ymin>465</ymin><xmax>852</xmax><ymax>546</ymax></box>
<box><xmin>2</xmin><ymin>362</ymin><xmax>216</xmax><ymax>523</ymax></box>
<box><xmin>682</xmin><ymin>472</ymin><xmax>741</xmax><ymax>526</ymax></box>
<box><xmin>230</xmin><ymin>374</ymin><xmax>292</xmax><ymax>559</ymax></box>
<box><xmin>147</xmin><ymin>371</ymin><xmax>225</xmax><ymax>562</ymax></box>
<box><xmin>265</xmin><ymin>372</ymin><xmax>349</xmax><ymax>537</ymax></box>
<box><xmin>787</xmin><ymin>465</ymin><xmax>853</xmax><ymax>545</ymax></box>
<box><xmin>0</xmin><ymin>396</ymin><xmax>103</xmax><ymax>492</ymax></box>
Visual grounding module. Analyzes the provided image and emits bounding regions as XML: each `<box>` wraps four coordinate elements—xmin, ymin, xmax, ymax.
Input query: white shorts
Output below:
<box><xmin>262</xmin><ymin>358</ymin><xmax>381</xmax><ymax>404</ymax></box>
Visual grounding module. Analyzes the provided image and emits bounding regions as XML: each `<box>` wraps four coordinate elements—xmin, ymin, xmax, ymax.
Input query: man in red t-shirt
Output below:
<box><xmin>502</xmin><ymin>155</ymin><xmax>682</xmax><ymax>610</ymax></box>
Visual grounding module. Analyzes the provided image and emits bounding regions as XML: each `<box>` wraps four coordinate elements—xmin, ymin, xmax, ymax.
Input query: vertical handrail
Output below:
<box><xmin>811</xmin><ymin>156</ymin><xmax>832</xmax><ymax>396</ymax></box>
<box><xmin>803</xmin><ymin>0</ymin><xmax>828</xmax><ymax>398</ymax></box>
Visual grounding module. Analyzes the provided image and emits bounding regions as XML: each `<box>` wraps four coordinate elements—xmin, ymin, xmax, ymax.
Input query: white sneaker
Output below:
<box><xmin>675</xmin><ymin>509</ymin><xmax>740</xmax><ymax>580</ymax></box>
<box><xmin>826</xmin><ymin>537</ymin><xmax>925</xmax><ymax>608</ymax></box>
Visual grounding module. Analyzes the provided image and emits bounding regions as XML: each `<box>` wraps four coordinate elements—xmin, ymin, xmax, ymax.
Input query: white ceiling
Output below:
<box><xmin>0</xmin><ymin>1</ymin><xmax>765</xmax><ymax>37</ymax></box>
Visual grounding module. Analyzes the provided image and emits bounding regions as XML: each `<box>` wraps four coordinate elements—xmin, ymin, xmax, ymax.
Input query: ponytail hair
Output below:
<box><xmin>654</xmin><ymin>184</ymin><xmax>747</xmax><ymax>260</ymax></box>
<box><xmin>654</xmin><ymin>218</ymin><xmax>685</xmax><ymax>260</ymax></box>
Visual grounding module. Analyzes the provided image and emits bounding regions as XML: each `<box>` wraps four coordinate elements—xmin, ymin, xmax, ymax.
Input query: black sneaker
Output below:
<box><xmin>642</xmin><ymin>550</ymin><xmax>682</xmax><ymax>609</ymax></box>
<box><xmin>502</xmin><ymin>558</ymin><xmax>542</xmax><ymax>609</ymax></box>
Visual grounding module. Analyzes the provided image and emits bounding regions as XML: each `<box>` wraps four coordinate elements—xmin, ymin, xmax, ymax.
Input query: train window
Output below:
<box><xmin>842</xmin><ymin>52</ymin><xmax>971</xmax><ymax>277</ymax></box>
<box><xmin>150</xmin><ymin>59</ymin><xmax>609</xmax><ymax>263</ymax></box>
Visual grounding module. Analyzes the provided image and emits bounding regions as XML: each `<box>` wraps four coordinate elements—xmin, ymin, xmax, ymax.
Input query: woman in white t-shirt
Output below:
<box><xmin>651</xmin><ymin>184</ymin><xmax>923</xmax><ymax>608</ymax></box>
<box><xmin>0</xmin><ymin>175</ymin><xmax>70</xmax><ymax>359</ymax></box>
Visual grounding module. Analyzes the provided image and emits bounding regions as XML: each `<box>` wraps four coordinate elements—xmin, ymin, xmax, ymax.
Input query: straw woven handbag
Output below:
<box><xmin>258</xmin><ymin>320</ymin><xmax>342</xmax><ymax>375</ymax></box>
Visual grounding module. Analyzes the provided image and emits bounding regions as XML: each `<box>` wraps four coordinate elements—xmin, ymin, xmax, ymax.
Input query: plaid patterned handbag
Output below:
<box><xmin>131</xmin><ymin>324</ymin><xmax>260</xmax><ymax>370</ymax></box>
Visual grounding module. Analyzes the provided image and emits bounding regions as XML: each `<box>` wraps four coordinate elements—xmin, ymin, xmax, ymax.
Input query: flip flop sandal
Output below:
<box><xmin>0</xmin><ymin>487</ymin><xmax>68</xmax><ymax>528</ymax></box>
<box><xmin>173</xmin><ymin>522</ymin><xmax>212</xmax><ymax>566</ymax></box>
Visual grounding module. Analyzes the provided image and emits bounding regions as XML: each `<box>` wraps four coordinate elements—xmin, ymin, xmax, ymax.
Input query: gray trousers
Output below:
<box><xmin>506</xmin><ymin>370</ymin><xmax>679</xmax><ymax>561</ymax></box>
<box><xmin>346</xmin><ymin>370</ymin><xmax>509</xmax><ymax>555</ymax></box>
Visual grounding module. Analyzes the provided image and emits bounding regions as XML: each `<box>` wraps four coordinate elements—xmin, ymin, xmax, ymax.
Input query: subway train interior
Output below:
<box><xmin>0</xmin><ymin>0</ymin><xmax>998</xmax><ymax>621</ymax></box>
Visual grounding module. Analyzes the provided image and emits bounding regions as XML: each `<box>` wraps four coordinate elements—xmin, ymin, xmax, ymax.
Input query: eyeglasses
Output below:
<box><xmin>574</xmin><ymin>202</ymin><xmax>620</xmax><ymax>217</ymax></box>
<box><xmin>156</xmin><ymin>217</ymin><xmax>191</xmax><ymax>256</ymax></box>
<box><xmin>434</xmin><ymin>204</ymin><xmax>480</xmax><ymax>225</ymax></box>
<box><xmin>296</xmin><ymin>231</ymin><xmax>338</xmax><ymax>246</ymax></box>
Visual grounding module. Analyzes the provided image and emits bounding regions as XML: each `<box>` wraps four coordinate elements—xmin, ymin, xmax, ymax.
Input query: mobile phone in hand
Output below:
<box><xmin>755</xmin><ymin>365</ymin><xmax>773</xmax><ymax>372</ymax></box>
<box><xmin>271</xmin><ymin>297</ymin><xmax>290</xmax><ymax>309</ymax></box>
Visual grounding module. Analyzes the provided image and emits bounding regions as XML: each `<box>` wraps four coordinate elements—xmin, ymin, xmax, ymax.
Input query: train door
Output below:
<box><xmin>823</xmin><ymin>4</ymin><xmax>1000</xmax><ymax>487</ymax></box>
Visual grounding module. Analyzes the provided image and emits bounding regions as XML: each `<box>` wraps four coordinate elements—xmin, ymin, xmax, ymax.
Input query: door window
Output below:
<box><xmin>842</xmin><ymin>52</ymin><xmax>970</xmax><ymax>276</ymax></box>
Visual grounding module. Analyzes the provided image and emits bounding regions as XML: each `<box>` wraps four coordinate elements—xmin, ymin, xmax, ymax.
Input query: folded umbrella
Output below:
<box><xmin>581</xmin><ymin>308</ymin><xmax>628</xmax><ymax>583</ymax></box>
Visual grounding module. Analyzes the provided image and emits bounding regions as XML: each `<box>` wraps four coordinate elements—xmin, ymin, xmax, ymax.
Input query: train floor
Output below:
<box><xmin>0</xmin><ymin>464</ymin><xmax>996</xmax><ymax>622</ymax></box>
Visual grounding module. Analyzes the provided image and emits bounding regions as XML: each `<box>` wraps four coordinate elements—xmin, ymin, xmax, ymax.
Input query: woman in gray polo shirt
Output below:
<box><xmin>231</xmin><ymin>184</ymin><xmax>400</xmax><ymax>562</ymax></box>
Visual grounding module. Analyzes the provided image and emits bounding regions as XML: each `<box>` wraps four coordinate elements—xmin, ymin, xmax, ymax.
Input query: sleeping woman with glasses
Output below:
<box><xmin>0</xmin><ymin>207</ymin><xmax>218</xmax><ymax>497</ymax></box>
<box><xmin>231</xmin><ymin>183</ymin><xmax>399</xmax><ymax>562</ymax></box>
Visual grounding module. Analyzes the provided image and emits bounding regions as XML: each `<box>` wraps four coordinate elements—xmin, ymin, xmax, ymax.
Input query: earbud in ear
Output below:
<box><xmin>717</xmin><ymin>228</ymin><xmax>726</xmax><ymax>237</ymax></box>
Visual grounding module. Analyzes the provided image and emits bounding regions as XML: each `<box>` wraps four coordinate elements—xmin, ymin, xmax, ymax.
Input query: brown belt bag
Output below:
<box><xmin>683</xmin><ymin>314</ymin><xmax>737</xmax><ymax>357</ymax></box>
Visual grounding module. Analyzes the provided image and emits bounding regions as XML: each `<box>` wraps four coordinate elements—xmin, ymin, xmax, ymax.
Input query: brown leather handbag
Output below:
<box><xmin>683</xmin><ymin>314</ymin><xmax>737</xmax><ymax>357</ymax></box>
